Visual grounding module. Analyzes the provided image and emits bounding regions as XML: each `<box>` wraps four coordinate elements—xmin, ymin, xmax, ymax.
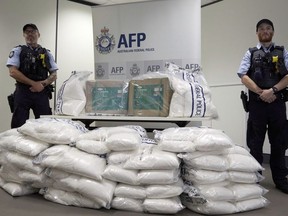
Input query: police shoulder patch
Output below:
<box><xmin>9</xmin><ymin>51</ymin><xmax>14</xmax><ymax>58</ymax></box>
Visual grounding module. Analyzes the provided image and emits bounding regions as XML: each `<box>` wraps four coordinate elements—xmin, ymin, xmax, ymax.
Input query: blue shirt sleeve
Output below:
<box><xmin>283</xmin><ymin>48</ymin><xmax>288</xmax><ymax>70</ymax></box>
<box><xmin>6</xmin><ymin>46</ymin><xmax>22</xmax><ymax>68</ymax></box>
<box><xmin>46</xmin><ymin>50</ymin><xmax>58</xmax><ymax>72</ymax></box>
<box><xmin>237</xmin><ymin>50</ymin><xmax>251</xmax><ymax>78</ymax></box>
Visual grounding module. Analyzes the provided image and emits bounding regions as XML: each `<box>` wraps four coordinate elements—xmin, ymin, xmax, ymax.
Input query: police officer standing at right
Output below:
<box><xmin>238</xmin><ymin>19</ymin><xmax>288</xmax><ymax>194</ymax></box>
<box><xmin>6</xmin><ymin>23</ymin><xmax>58</xmax><ymax>128</ymax></box>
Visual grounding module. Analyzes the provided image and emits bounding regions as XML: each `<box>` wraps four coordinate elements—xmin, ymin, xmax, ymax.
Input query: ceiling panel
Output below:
<box><xmin>68</xmin><ymin>0</ymin><xmax>223</xmax><ymax>7</ymax></box>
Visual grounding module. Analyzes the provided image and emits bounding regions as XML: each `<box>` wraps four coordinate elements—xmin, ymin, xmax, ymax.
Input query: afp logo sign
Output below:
<box><xmin>95</xmin><ymin>27</ymin><xmax>116</xmax><ymax>54</ymax></box>
<box><xmin>95</xmin><ymin>26</ymin><xmax>147</xmax><ymax>54</ymax></box>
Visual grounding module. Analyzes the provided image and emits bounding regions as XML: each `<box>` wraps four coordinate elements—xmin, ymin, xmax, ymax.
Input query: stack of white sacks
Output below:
<box><xmin>0</xmin><ymin>118</ymin><xmax>115</xmax><ymax>209</ymax></box>
<box><xmin>0</xmin><ymin>118</ymin><xmax>270</xmax><ymax>215</ymax></box>
<box><xmin>154</xmin><ymin>127</ymin><xmax>269</xmax><ymax>215</ymax></box>
<box><xmin>102</xmin><ymin>126</ymin><xmax>185</xmax><ymax>214</ymax></box>
<box><xmin>0</xmin><ymin>118</ymin><xmax>185</xmax><ymax>214</ymax></box>
<box><xmin>0</xmin><ymin>128</ymin><xmax>49</xmax><ymax>196</ymax></box>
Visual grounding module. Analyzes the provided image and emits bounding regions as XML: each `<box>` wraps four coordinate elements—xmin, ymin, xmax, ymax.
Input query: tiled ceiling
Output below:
<box><xmin>68</xmin><ymin>0</ymin><xmax>223</xmax><ymax>7</ymax></box>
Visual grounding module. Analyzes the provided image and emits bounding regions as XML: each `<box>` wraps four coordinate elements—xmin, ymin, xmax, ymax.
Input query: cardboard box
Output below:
<box><xmin>128</xmin><ymin>77</ymin><xmax>173</xmax><ymax>117</ymax></box>
<box><xmin>85</xmin><ymin>80</ymin><xmax>128</xmax><ymax>115</ymax></box>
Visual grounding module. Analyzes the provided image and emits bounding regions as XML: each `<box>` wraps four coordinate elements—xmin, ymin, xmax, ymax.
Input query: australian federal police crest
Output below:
<box><xmin>96</xmin><ymin>27</ymin><xmax>115</xmax><ymax>54</ymax></box>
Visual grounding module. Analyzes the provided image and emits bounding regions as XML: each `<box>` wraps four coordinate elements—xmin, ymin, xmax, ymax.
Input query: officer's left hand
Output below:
<box><xmin>29</xmin><ymin>81</ymin><xmax>45</xmax><ymax>92</ymax></box>
<box><xmin>259</xmin><ymin>89</ymin><xmax>277</xmax><ymax>103</ymax></box>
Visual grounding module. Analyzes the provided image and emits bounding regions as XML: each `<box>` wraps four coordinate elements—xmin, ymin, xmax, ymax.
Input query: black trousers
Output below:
<box><xmin>11</xmin><ymin>84</ymin><xmax>52</xmax><ymax>128</ymax></box>
<box><xmin>247</xmin><ymin>98</ymin><xmax>287</xmax><ymax>185</ymax></box>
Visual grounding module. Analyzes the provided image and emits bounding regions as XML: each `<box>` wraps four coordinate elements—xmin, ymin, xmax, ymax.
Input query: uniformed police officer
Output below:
<box><xmin>6</xmin><ymin>23</ymin><xmax>58</xmax><ymax>128</ymax></box>
<box><xmin>238</xmin><ymin>19</ymin><xmax>288</xmax><ymax>194</ymax></box>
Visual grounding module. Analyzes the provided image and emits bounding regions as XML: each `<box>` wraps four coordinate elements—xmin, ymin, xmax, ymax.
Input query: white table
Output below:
<box><xmin>42</xmin><ymin>115</ymin><xmax>212</xmax><ymax>131</ymax></box>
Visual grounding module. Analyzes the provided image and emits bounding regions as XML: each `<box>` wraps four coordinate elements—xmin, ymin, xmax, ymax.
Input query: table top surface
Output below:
<box><xmin>42</xmin><ymin>114</ymin><xmax>212</xmax><ymax>122</ymax></box>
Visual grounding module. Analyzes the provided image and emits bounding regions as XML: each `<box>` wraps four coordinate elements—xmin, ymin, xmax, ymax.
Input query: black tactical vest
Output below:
<box><xmin>18</xmin><ymin>45</ymin><xmax>51</xmax><ymax>82</ymax></box>
<box><xmin>248</xmin><ymin>46</ymin><xmax>285</xmax><ymax>89</ymax></box>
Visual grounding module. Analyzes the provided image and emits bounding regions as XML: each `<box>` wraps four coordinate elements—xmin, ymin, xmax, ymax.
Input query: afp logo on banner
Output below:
<box><xmin>95</xmin><ymin>27</ymin><xmax>116</xmax><ymax>54</ymax></box>
<box><xmin>95</xmin><ymin>26</ymin><xmax>151</xmax><ymax>55</ymax></box>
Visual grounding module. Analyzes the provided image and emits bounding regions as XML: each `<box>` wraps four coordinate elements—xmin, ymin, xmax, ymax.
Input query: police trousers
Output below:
<box><xmin>247</xmin><ymin>98</ymin><xmax>287</xmax><ymax>185</ymax></box>
<box><xmin>11</xmin><ymin>84</ymin><xmax>52</xmax><ymax>128</ymax></box>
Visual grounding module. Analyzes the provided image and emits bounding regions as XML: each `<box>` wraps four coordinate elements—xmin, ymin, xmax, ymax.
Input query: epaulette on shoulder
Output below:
<box><xmin>15</xmin><ymin>45</ymin><xmax>24</xmax><ymax>48</ymax></box>
<box><xmin>248</xmin><ymin>47</ymin><xmax>258</xmax><ymax>54</ymax></box>
<box><xmin>274</xmin><ymin>45</ymin><xmax>284</xmax><ymax>51</ymax></box>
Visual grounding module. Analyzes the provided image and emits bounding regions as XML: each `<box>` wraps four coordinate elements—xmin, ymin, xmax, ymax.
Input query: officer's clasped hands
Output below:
<box><xmin>29</xmin><ymin>81</ymin><xmax>45</xmax><ymax>92</ymax></box>
<box><xmin>259</xmin><ymin>88</ymin><xmax>277</xmax><ymax>103</ymax></box>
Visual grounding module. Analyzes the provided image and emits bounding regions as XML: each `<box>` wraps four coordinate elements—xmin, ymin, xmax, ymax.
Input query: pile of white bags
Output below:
<box><xmin>0</xmin><ymin>129</ymin><xmax>49</xmax><ymax>196</ymax></box>
<box><xmin>154</xmin><ymin>127</ymin><xmax>269</xmax><ymax>215</ymax></box>
<box><xmin>0</xmin><ymin>119</ymin><xmax>270</xmax><ymax>215</ymax></box>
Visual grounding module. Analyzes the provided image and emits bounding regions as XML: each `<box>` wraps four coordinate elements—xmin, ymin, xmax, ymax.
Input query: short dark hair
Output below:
<box><xmin>23</xmin><ymin>23</ymin><xmax>38</xmax><ymax>32</ymax></box>
<box><xmin>256</xmin><ymin>19</ymin><xmax>274</xmax><ymax>31</ymax></box>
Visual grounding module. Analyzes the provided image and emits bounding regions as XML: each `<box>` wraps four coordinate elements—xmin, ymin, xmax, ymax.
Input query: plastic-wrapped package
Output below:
<box><xmin>145</xmin><ymin>179</ymin><xmax>184</xmax><ymax>199</ymax></box>
<box><xmin>102</xmin><ymin>164</ymin><xmax>139</xmax><ymax>185</ymax></box>
<box><xmin>114</xmin><ymin>184</ymin><xmax>146</xmax><ymax>199</ymax></box>
<box><xmin>181</xmin><ymin>155</ymin><xmax>229</xmax><ymax>172</ymax></box>
<box><xmin>228</xmin><ymin>183</ymin><xmax>268</xmax><ymax>201</ymax></box>
<box><xmin>85</xmin><ymin>79</ymin><xmax>129</xmax><ymax>115</ymax></box>
<box><xmin>40</xmin><ymin>187</ymin><xmax>102</xmax><ymax>209</ymax></box>
<box><xmin>227</xmin><ymin>154</ymin><xmax>264</xmax><ymax>172</ymax></box>
<box><xmin>164</xmin><ymin>62</ymin><xmax>218</xmax><ymax>118</ymax></box>
<box><xmin>137</xmin><ymin>169</ymin><xmax>180</xmax><ymax>185</ymax></box>
<box><xmin>182</xmin><ymin>198</ymin><xmax>237</xmax><ymax>215</ymax></box>
<box><xmin>107</xmin><ymin>150</ymin><xmax>136</xmax><ymax>165</ymax></box>
<box><xmin>0</xmin><ymin>133</ymin><xmax>49</xmax><ymax>157</ymax></box>
<box><xmin>143</xmin><ymin>197</ymin><xmax>185</xmax><ymax>214</ymax></box>
<box><xmin>106</xmin><ymin>127</ymin><xmax>141</xmax><ymax>151</ymax></box>
<box><xmin>4</xmin><ymin>151</ymin><xmax>44</xmax><ymax>174</ymax></box>
<box><xmin>128</xmin><ymin>77</ymin><xmax>173</xmax><ymax>117</ymax></box>
<box><xmin>228</xmin><ymin>171</ymin><xmax>264</xmax><ymax>183</ymax></box>
<box><xmin>34</xmin><ymin>145</ymin><xmax>106</xmax><ymax>181</ymax></box>
<box><xmin>181</xmin><ymin>167</ymin><xmax>228</xmax><ymax>185</ymax></box>
<box><xmin>235</xmin><ymin>197</ymin><xmax>270</xmax><ymax>212</ymax></box>
<box><xmin>56</xmin><ymin>71</ymin><xmax>92</xmax><ymax>116</ymax></box>
<box><xmin>123</xmin><ymin>145</ymin><xmax>180</xmax><ymax>170</ymax></box>
<box><xmin>18</xmin><ymin>118</ymin><xmax>87</xmax><ymax>145</ymax></box>
<box><xmin>157</xmin><ymin>140</ymin><xmax>196</xmax><ymax>153</ymax></box>
<box><xmin>1</xmin><ymin>180</ymin><xmax>38</xmax><ymax>196</ymax></box>
<box><xmin>75</xmin><ymin>139</ymin><xmax>110</xmax><ymax>155</ymax></box>
<box><xmin>111</xmin><ymin>197</ymin><xmax>144</xmax><ymax>212</ymax></box>
<box><xmin>155</xmin><ymin>127</ymin><xmax>233</xmax><ymax>152</ymax></box>
<box><xmin>46</xmin><ymin>168</ymin><xmax>116</xmax><ymax>208</ymax></box>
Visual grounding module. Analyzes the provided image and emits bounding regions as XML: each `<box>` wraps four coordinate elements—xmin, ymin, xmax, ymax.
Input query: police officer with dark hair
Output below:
<box><xmin>238</xmin><ymin>19</ymin><xmax>288</xmax><ymax>194</ymax></box>
<box><xmin>6</xmin><ymin>23</ymin><xmax>58</xmax><ymax>128</ymax></box>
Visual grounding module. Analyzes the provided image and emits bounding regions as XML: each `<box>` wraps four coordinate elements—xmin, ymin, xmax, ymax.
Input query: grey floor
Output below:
<box><xmin>0</xmin><ymin>164</ymin><xmax>287</xmax><ymax>216</ymax></box>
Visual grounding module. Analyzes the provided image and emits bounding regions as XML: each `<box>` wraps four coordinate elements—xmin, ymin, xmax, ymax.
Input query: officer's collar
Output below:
<box><xmin>257</xmin><ymin>42</ymin><xmax>275</xmax><ymax>52</ymax></box>
<box><xmin>26</xmin><ymin>44</ymin><xmax>41</xmax><ymax>51</ymax></box>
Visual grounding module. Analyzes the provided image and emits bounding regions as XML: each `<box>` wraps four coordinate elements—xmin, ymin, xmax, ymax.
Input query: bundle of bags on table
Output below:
<box><xmin>54</xmin><ymin>62</ymin><xmax>218</xmax><ymax>118</ymax></box>
<box><xmin>0</xmin><ymin>118</ymin><xmax>269</xmax><ymax>215</ymax></box>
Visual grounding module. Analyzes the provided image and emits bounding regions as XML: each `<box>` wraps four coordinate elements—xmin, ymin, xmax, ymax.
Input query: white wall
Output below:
<box><xmin>202</xmin><ymin>0</ymin><xmax>288</xmax><ymax>155</ymax></box>
<box><xmin>57</xmin><ymin>0</ymin><xmax>94</xmax><ymax>89</ymax></box>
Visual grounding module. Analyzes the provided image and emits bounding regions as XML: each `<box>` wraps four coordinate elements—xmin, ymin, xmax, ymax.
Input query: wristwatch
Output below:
<box><xmin>272</xmin><ymin>86</ymin><xmax>278</xmax><ymax>93</ymax></box>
